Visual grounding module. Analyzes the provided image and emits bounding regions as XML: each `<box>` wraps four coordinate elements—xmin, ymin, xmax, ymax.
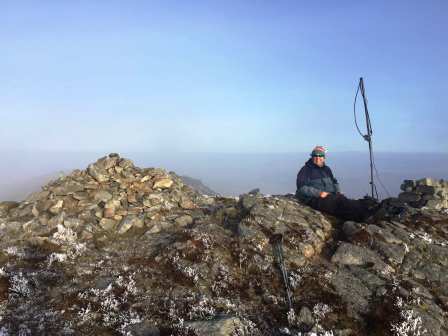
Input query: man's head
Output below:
<box><xmin>310</xmin><ymin>146</ymin><xmax>326</xmax><ymax>167</ymax></box>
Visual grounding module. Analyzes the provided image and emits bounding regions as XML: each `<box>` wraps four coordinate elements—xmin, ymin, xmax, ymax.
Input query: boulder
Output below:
<box><xmin>398</xmin><ymin>192</ymin><xmax>421</xmax><ymax>203</ymax></box>
<box><xmin>186</xmin><ymin>317</ymin><xmax>243</xmax><ymax>336</ymax></box>
<box><xmin>153</xmin><ymin>178</ymin><xmax>173</xmax><ymax>189</ymax></box>
<box><xmin>174</xmin><ymin>214</ymin><xmax>193</xmax><ymax>227</ymax></box>
<box><xmin>0</xmin><ymin>201</ymin><xmax>19</xmax><ymax>217</ymax></box>
<box><xmin>118</xmin><ymin>215</ymin><xmax>144</xmax><ymax>234</ymax></box>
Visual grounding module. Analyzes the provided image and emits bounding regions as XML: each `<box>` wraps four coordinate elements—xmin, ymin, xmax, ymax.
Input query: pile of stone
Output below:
<box><xmin>399</xmin><ymin>177</ymin><xmax>448</xmax><ymax>210</ymax></box>
<box><xmin>1</xmin><ymin>153</ymin><xmax>212</xmax><ymax>243</ymax></box>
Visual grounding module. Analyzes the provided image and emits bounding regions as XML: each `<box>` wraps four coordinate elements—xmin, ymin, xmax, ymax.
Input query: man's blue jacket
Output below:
<box><xmin>295</xmin><ymin>158</ymin><xmax>340</xmax><ymax>203</ymax></box>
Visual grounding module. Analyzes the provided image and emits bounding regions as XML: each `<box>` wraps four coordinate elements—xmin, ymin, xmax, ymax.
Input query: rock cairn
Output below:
<box><xmin>399</xmin><ymin>178</ymin><xmax>448</xmax><ymax>210</ymax></box>
<box><xmin>2</xmin><ymin>153</ymin><xmax>210</xmax><ymax>242</ymax></box>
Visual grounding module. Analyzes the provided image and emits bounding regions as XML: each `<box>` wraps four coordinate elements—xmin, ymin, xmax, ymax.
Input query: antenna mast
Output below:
<box><xmin>354</xmin><ymin>77</ymin><xmax>376</xmax><ymax>199</ymax></box>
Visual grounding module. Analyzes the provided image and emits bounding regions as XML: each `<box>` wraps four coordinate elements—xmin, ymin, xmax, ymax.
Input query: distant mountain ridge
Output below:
<box><xmin>0</xmin><ymin>171</ymin><xmax>64</xmax><ymax>201</ymax></box>
<box><xmin>180</xmin><ymin>175</ymin><xmax>219</xmax><ymax>196</ymax></box>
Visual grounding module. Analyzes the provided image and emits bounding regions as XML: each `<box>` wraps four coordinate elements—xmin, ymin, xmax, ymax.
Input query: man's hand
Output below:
<box><xmin>320</xmin><ymin>192</ymin><xmax>329</xmax><ymax>198</ymax></box>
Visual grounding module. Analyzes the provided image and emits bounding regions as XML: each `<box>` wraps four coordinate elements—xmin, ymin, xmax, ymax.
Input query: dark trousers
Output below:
<box><xmin>308</xmin><ymin>193</ymin><xmax>373</xmax><ymax>222</ymax></box>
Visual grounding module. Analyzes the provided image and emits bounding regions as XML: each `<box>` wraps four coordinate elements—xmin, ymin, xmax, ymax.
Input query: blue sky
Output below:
<box><xmin>1</xmin><ymin>0</ymin><xmax>447</xmax><ymax>153</ymax></box>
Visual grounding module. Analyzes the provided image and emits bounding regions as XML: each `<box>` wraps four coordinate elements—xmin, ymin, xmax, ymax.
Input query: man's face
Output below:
<box><xmin>312</xmin><ymin>155</ymin><xmax>325</xmax><ymax>167</ymax></box>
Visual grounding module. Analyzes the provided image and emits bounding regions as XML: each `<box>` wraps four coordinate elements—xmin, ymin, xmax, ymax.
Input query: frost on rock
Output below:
<box><xmin>187</xmin><ymin>296</ymin><xmax>216</xmax><ymax>320</ymax></box>
<box><xmin>313</xmin><ymin>303</ymin><xmax>332</xmax><ymax>322</ymax></box>
<box><xmin>409</xmin><ymin>230</ymin><xmax>448</xmax><ymax>247</ymax></box>
<box><xmin>391</xmin><ymin>309</ymin><xmax>427</xmax><ymax>336</ymax></box>
<box><xmin>0</xmin><ymin>156</ymin><xmax>447</xmax><ymax>334</ymax></box>
<box><xmin>4</xmin><ymin>246</ymin><xmax>24</xmax><ymax>258</ymax></box>
<box><xmin>46</xmin><ymin>224</ymin><xmax>87</xmax><ymax>266</ymax></box>
<box><xmin>278</xmin><ymin>328</ymin><xmax>334</xmax><ymax>336</ymax></box>
<box><xmin>287</xmin><ymin>308</ymin><xmax>296</xmax><ymax>326</ymax></box>
<box><xmin>391</xmin><ymin>296</ymin><xmax>427</xmax><ymax>336</ymax></box>
<box><xmin>76</xmin><ymin>274</ymin><xmax>142</xmax><ymax>334</ymax></box>
<box><xmin>9</xmin><ymin>272</ymin><xmax>32</xmax><ymax>299</ymax></box>
<box><xmin>47</xmin><ymin>253</ymin><xmax>68</xmax><ymax>268</ymax></box>
<box><xmin>289</xmin><ymin>271</ymin><xmax>303</xmax><ymax>290</ymax></box>
<box><xmin>52</xmin><ymin>224</ymin><xmax>77</xmax><ymax>245</ymax></box>
<box><xmin>232</xmin><ymin>316</ymin><xmax>260</xmax><ymax>336</ymax></box>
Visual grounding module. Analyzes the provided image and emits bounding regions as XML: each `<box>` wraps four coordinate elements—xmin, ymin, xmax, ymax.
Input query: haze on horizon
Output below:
<box><xmin>1</xmin><ymin>150</ymin><xmax>447</xmax><ymax>202</ymax></box>
<box><xmin>1</xmin><ymin>1</ymin><xmax>446</xmax><ymax>200</ymax></box>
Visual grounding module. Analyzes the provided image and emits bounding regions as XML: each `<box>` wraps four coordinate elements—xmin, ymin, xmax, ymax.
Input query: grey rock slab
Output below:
<box><xmin>386</xmin><ymin>225</ymin><xmax>412</xmax><ymax>245</ymax></box>
<box><xmin>330</xmin><ymin>267</ymin><xmax>372</xmax><ymax>317</ymax></box>
<box><xmin>101</xmin><ymin>155</ymin><xmax>119</xmax><ymax>170</ymax></box>
<box><xmin>118</xmin><ymin>158</ymin><xmax>134</xmax><ymax>169</ymax></box>
<box><xmin>153</xmin><ymin>178</ymin><xmax>173</xmax><ymax>189</ymax></box>
<box><xmin>427</xmin><ymin>245</ymin><xmax>448</xmax><ymax>266</ymax></box>
<box><xmin>401</xmin><ymin>250</ymin><xmax>422</xmax><ymax>275</ymax></box>
<box><xmin>186</xmin><ymin>316</ymin><xmax>242</xmax><ymax>336</ymax></box>
<box><xmin>333</xmin><ymin>330</ymin><xmax>355</xmax><ymax>336</ymax></box>
<box><xmin>52</xmin><ymin>181</ymin><xmax>85</xmax><ymax>196</ymax></box>
<box><xmin>419</xmin><ymin>263</ymin><xmax>443</xmax><ymax>283</ymax></box>
<box><xmin>331</xmin><ymin>243</ymin><xmax>386</xmax><ymax>267</ymax></box>
<box><xmin>63</xmin><ymin>217</ymin><xmax>84</xmax><ymax>229</ymax></box>
<box><xmin>174</xmin><ymin>215</ymin><xmax>193</xmax><ymax>227</ymax></box>
<box><xmin>297</xmin><ymin>306</ymin><xmax>315</xmax><ymax>330</ymax></box>
<box><xmin>366</xmin><ymin>224</ymin><xmax>403</xmax><ymax>244</ymax></box>
<box><xmin>118</xmin><ymin>216</ymin><xmax>144</xmax><ymax>234</ymax></box>
<box><xmin>99</xmin><ymin>218</ymin><xmax>118</xmax><ymax>231</ymax></box>
<box><xmin>416</xmin><ymin>185</ymin><xmax>436</xmax><ymax>195</ymax></box>
<box><xmin>49</xmin><ymin>200</ymin><xmax>64</xmax><ymax>215</ymax></box>
<box><xmin>413</xmin><ymin>307</ymin><xmax>443</xmax><ymax>336</ymax></box>
<box><xmin>25</xmin><ymin>191</ymin><xmax>50</xmax><ymax>202</ymax></box>
<box><xmin>237</xmin><ymin>221</ymin><xmax>261</xmax><ymax>239</ymax></box>
<box><xmin>0</xmin><ymin>201</ymin><xmax>20</xmax><ymax>217</ymax></box>
<box><xmin>417</xmin><ymin>177</ymin><xmax>437</xmax><ymax>186</ymax></box>
<box><xmin>398</xmin><ymin>192</ymin><xmax>421</xmax><ymax>203</ymax></box>
<box><xmin>239</xmin><ymin>193</ymin><xmax>259</xmax><ymax>212</ymax></box>
<box><xmin>87</xmin><ymin>163</ymin><xmax>109</xmax><ymax>183</ymax></box>
<box><xmin>426</xmin><ymin>199</ymin><xmax>445</xmax><ymax>210</ymax></box>
<box><xmin>126</xmin><ymin>322</ymin><xmax>160</xmax><ymax>336</ymax></box>
<box><xmin>146</xmin><ymin>221</ymin><xmax>172</xmax><ymax>234</ymax></box>
<box><xmin>94</xmin><ymin>276</ymin><xmax>114</xmax><ymax>290</ymax></box>
<box><xmin>401</xmin><ymin>179</ymin><xmax>416</xmax><ymax>191</ymax></box>
<box><xmin>342</xmin><ymin>221</ymin><xmax>362</xmax><ymax>238</ymax></box>
<box><xmin>371</xmin><ymin>239</ymin><xmax>407</xmax><ymax>265</ymax></box>
<box><xmin>93</xmin><ymin>190</ymin><xmax>113</xmax><ymax>203</ymax></box>
<box><xmin>347</xmin><ymin>265</ymin><xmax>386</xmax><ymax>291</ymax></box>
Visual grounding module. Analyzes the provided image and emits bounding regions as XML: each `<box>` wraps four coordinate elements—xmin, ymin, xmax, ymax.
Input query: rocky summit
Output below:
<box><xmin>0</xmin><ymin>154</ymin><xmax>447</xmax><ymax>336</ymax></box>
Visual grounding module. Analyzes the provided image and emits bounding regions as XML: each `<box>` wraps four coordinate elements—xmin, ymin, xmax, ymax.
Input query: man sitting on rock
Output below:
<box><xmin>296</xmin><ymin>146</ymin><xmax>378</xmax><ymax>222</ymax></box>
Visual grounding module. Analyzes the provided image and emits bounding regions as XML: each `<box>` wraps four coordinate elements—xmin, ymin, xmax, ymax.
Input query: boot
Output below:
<box><xmin>365</xmin><ymin>199</ymin><xmax>406</xmax><ymax>223</ymax></box>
